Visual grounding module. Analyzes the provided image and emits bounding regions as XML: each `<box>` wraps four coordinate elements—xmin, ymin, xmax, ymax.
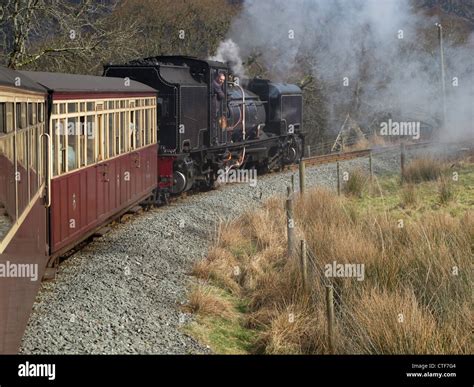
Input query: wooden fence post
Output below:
<box><xmin>286</xmin><ymin>188</ymin><xmax>295</xmax><ymax>258</ymax></box>
<box><xmin>326</xmin><ymin>285</ymin><xmax>335</xmax><ymax>354</ymax></box>
<box><xmin>299</xmin><ymin>160</ymin><xmax>306</xmax><ymax>195</ymax></box>
<box><xmin>307</xmin><ymin>145</ymin><xmax>311</xmax><ymax>157</ymax></box>
<box><xmin>291</xmin><ymin>174</ymin><xmax>295</xmax><ymax>193</ymax></box>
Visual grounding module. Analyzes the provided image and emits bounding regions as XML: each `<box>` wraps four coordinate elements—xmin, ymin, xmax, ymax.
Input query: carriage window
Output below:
<box><xmin>32</xmin><ymin>103</ymin><xmax>37</xmax><ymax>125</ymax></box>
<box><xmin>135</xmin><ymin>109</ymin><xmax>142</xmax><ymax>148</ymax></box>
<box><xmin>150</xmin><ymin>109</ymin><xmax>154</xmax><ymax>143</ymax></box>
<box><xmin>115</xmin><ymin>111</ymin><xmax>120</xmax><ymax>154</ymax></box>
<box><xmin>79</xmin><ymin>116</ymin><xmax>86</xmax><ymax>167</ymax></box>
<box><xmin>6</xmin><ymin>103</ymin><xmax>14</xmax><ymax>132</ymax></box>
<box><xmin>130</xmin><ymin>111</ymin><xmax>135</xmax><ymax>149</ymax></box>
<box><xmin>145</xmin><ymin>109</ymin><xmax>150</xmax><ymax>145</ymax></box>
<box><xmin>58</xmin><ymin>119</ymin><xmax>66</xmax><ymax>174</ymax></box>
<box><xmin>0</xmin><ymin>103</ymin><xmax>5</xmax><ymax>133</ymax></box>
<box><xmin>108</xmin><ymin>113</ymin><xmax>114</xmax><ymax>158</ymax></box>
<box><xmin>86</xmin><ymin>102</ymin><xmax>95</xmax><ymax>111</ymax></box>
<box><xmin>68</xmin><ymin>117</ymin><xmax>77</xmax><ymax>171</ymax></box>
<box><xmin>68</xmin><ymin>103</ymin><xmax>77</xmax><ymax>114</ymax></box>
<box><xmin>21</xmin><ymin>103</ymin><xmax>27</xmax><ymax>129</ymax></box>
<box><xmin>140</xmin><ymin>110</ymin><xmax>145</xmax><ymax>147</ymax></box>
<box><xmin>15</xmin><ymin>103</ymin><xmax>20</xmax><ymax>129</ymax></box>
<box><xmin>150</xmin><ymin>107</ymin><xmax>154</xmax><ymax>143</ymax></box>
<box><xmin>102</xmin><ymin>114</ymin><xmax>108</xmax><ymax>160</ymax></box>
<box><xmin>52</xmin><ymin>103</ymin><xmax>58</xmax><ymax>115</ymax></box>
<box><xmin>30</xmin><ymin>126</ymin><xmax>37</xmax><ymax>182</ymax></box>
<box><xmin>60</xmin><ymin>103</ymin><xmax>66</xmax><ymax>114</ymax></box>
<box><xmin>38</xmin><ymin>104</ymin><xmax>44</xmax><ymax>122</ymax></box>
<box><xmin>120</xmin><ymin>112</ymin><xmax>126</xmax><ymax>153</ymax></box>
<box><xmin>86</xmin><ymin>116</ymin><xmax>95</xmax><ymax>164</ymax></box>
<box><xmin>17</xmin><ymin>130</ymin><xmax>25</xmax><ymax>167</ymax></box>
<box><xmin>152</xmin><ymin>106</ymin><xmax>157</xmax><ymax>143</ymax></box>
<box><xmin>52</xmin><ymin>119</ymin><xmax>58</xmax><ymax>175</ymax></box>
<box><xmin>15</xmin><ymin>103</ymin><xmax>25</xmax><ymax>129</ymax></box>
<box><xmin>28</xmin><ymin>103</ymin><xmax>37</xmax><ymax>125</ymax></box>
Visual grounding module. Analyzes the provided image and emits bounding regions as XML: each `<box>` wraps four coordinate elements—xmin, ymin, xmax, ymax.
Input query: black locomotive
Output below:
<box><xmin>104</xmin><ymin>56</ymin><xmax>304</xmax><ymax>196</ymax></box>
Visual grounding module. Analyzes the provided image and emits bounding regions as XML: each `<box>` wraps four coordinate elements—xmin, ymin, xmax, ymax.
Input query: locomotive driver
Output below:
<box><xmin>213</xmin><ymin>72</ymin><xmax>226</xmax><ymax>100</ymax></box>
<box><xmin>212</xmin><ymin>72</ymin><xmax>226</xmax><ymax>143</ymax></box>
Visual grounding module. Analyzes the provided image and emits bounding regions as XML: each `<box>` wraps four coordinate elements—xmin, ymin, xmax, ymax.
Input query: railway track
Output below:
<box><xmin>297</xmin><ymin>149</ymin><xmax>372</xmax><ymax>169</ymax></box>
<box><xmin>290</xmin><ymin>139</ymin><xmax>473</xmax><ymax>171</ymax></box>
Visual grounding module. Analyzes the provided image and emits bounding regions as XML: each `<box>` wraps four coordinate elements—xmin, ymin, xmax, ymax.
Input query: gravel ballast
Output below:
<box><xmin>19</xmin><ymin>150</ymin><xmax>407</xmax><ymax>354</ymax></box>
<box><xmin>0</xmin><ymin>212</ymin><xmax>12</xmax><ymax>242</ymax></box>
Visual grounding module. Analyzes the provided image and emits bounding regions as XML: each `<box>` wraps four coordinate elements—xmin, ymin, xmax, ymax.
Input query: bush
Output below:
<box><xmin>400</xmin><ymin>184</ymin><xmax>418</xmax><ymax>207</ymax></box>
<box><xmin>438</xmin><ymin>176</ymin><xmax>455</xmax><ymax>205</ymax></box>
<box><xmin>403</xmin><ymin>158</ymin><xmax>444</xmax><ymax>183</ymax></box>
<box><xmin>343</xmin><ymin>169</ymin><xmax>367</xmax><ymax>197</ymax></box>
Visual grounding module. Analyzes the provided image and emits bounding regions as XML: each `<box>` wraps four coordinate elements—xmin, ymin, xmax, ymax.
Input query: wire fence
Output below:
<box><xmin>283</xmin><ymin>140</ymin><xmax>473</xmax><ymax>354</ymax></box>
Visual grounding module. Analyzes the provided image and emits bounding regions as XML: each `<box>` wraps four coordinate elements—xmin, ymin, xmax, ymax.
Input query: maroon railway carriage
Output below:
<box><xmin>0</xmin><ymin>67</ymin><xmax>48</xmax><ymax>354</ymax></box>
<box><xmin>0</xmin><ymin>69</ymin><xmax>159</xmax><ymax>353</ymax></box>
<box><xmin>20</xmin><ymin>71</ymin><xmax>159</xmax><ymax>261</ymax></box>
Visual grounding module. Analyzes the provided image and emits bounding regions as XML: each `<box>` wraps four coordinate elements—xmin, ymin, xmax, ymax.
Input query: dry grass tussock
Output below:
<box><xmin>403</xmin><ymin>157</ymin><xmax>444</xmax><ymax>183</ymax></box>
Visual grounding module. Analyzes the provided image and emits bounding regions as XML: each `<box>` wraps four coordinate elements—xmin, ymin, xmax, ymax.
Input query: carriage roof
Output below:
<box><xmin>19</xmin><ymin>71</ymin><xmax>157</xmax><ymax>94</ymax></box>
<box><xmin>0</xmin><ymin>66</ymin><xmax>47</xmax><ymax>93</ymax></box>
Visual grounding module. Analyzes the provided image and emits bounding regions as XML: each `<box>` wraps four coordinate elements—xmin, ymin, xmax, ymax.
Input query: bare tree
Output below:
<box><xmin>115</xmin><ymin>0</ymin><xmax>240</xmax><ymax>58</ymax></box>
<box><xmin>1</xmin><ymin>0</ymin><xmax>141</xmax><ymax>73</ymax></box>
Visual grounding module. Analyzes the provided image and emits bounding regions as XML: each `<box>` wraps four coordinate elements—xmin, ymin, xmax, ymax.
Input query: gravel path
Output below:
<box><xmin>20</xmin><ymin>150</ymin><xmax>403</xmax><ymax>354</ymax></box>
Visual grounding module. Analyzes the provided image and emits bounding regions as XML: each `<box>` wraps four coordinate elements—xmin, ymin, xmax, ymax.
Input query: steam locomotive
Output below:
<box><xmin>104</xmin><ymin>56</ymin><xmax>304</xmax><ymax>198</ymax></box>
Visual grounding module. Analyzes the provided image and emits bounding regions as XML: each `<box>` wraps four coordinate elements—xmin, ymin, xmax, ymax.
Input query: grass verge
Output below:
<box><xmin>183</xmin><ymin>159</ymin><xmax>473</xmax><ymax>354</ymax></box>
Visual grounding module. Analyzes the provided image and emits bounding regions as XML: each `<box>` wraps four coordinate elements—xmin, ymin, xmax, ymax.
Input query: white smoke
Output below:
<box><xmin>223</xmin><ymin>0</ymin><xmax>474</xmax><ymax>140</ymax></box>
<box><xmin>209</xmin><ymin>38</ymin><xmax>247</xmax><ymax>79</ymax></box>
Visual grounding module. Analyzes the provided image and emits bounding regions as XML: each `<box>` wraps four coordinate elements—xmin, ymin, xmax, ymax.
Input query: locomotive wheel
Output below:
<box><xmin>171</xmin><ymin>171</ymin><xmax>187</xmax><ymax>195</ymax></box>
<box><xmin>286</xmin><ymin>146</ymin><xmax>298</xmax><ymax>163</ymax></box>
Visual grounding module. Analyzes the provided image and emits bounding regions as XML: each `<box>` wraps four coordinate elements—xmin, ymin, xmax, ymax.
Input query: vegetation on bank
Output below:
<box><xmin>183</xmin><ymin>156</ymin><xmax>473</xmax><ymax>354</ymax></box>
